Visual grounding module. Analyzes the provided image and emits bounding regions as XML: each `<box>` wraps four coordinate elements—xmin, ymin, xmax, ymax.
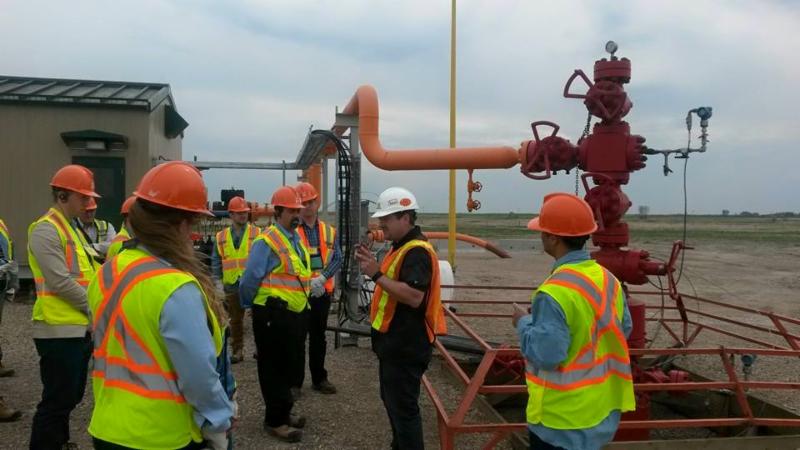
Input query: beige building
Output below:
<box><xmin>0</xmin><ymin>75</ymin><xmax>188</xmax><ymax>274</ymax></box>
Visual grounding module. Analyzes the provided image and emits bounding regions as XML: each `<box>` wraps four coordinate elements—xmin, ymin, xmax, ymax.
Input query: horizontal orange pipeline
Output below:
<box><xmin>336</xmin><ymin>85</ymin><xmax>522</xmax><ymax>170</ymax></box>
<box><xmin>367</xmin><ymin>229</ymin><xmax>510</xmax><ymax>259</ymax></box>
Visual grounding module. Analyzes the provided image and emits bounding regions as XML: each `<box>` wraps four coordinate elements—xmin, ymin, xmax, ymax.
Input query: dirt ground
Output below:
<box><xmin>0</xmin><ymin>223</ymin><xmax>797</xmax><ymax>449</ymax></box>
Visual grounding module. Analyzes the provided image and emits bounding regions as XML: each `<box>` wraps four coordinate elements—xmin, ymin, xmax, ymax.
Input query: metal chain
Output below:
<box><xmin>576</xmin><ymin>112</ymin><xmax>592</xmax><ymax>195</ymax></box>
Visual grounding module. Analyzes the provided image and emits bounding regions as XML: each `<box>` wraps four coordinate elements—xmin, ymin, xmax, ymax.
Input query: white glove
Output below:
<box><xmin>201</xmin><ymin>429</ymin><xmax>229</xmax><ymax>450</ymax></box>
<box><xmin>214</xmin><ymin>280</ymin><xmax>225</xmax><ymax>295</ymax></box>
<box><xmin>310</xmin><ymin>275</ymin><xmax>326</xmax><ymax>297</ymax></box>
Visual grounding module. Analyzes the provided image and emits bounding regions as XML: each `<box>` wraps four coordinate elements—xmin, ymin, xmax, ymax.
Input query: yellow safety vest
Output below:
<box><xmin>252</xmin><ymin>225</ymin><xmax>311</xmax><ymax>313</ymax></box>
<box><xmin>296</xmin><ymin>220</ymin><xmax>336</xmax><ymax>293</ymax></box>
<box><xmin>370</xmin><ymin>239</ymin><xmax>447</xmax><ymax>342</ymax></box>
<box><xmin>106</xmin><ymin>227</ymin><xmax>131</xmax><ymax>259</ymax></box>
<box><xmin>0</xmin><ymin>219</ymin><xmax>12</xmax><ymax>260</ymax></box>
<box><xmin>87</xmin><ymin>248</ymin><xmax>223</xmax><ymax>449</ymax></box>
<box><xmin>216</xmin><ymin>224</ymin><xmax>259</xmax><ymax>285</ymax></box>
<box><xmin>524</xmin><ymin>259</ymin><xmax>635</xmax><ymax>429</ymax></box>
<box><xmin>28</xmin><ymin>208</ymin><xmax>97</xmax><ymax>326</ymax></box>
<box><xmin>94</xmin><ymin>219</ymin><xmax>109</xmax><ymax>242</ymax></box>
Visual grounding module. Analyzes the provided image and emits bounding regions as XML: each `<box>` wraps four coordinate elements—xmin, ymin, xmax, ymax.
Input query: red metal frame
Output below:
<box><xmin>424</xmin><ymin>283</ymin><xmax>800</xmax><ymax>449</ymax></box>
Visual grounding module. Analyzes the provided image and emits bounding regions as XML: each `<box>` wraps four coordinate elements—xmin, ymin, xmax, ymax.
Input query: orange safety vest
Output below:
<box><xmin>296</xmin><ymin>219</ymin><xmax>336</xmax><ymax>293</ymax></box>
<box><xmin>370</xmin><ymin>239</ymin><xmax>447</xmax><ymax>342</ymax></box>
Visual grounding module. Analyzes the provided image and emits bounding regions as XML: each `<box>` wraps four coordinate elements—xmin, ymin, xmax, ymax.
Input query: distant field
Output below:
<box><xmin>417</xmin><ymin>213</ymin><xmax>800</xmax><ymax>243</ymax></box>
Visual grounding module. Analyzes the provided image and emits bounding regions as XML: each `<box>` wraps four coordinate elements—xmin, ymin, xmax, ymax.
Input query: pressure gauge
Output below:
<box><xmin>605</xmin><ymin>40</ymin><xmax>618</xmax><ymax>57</ymax></box>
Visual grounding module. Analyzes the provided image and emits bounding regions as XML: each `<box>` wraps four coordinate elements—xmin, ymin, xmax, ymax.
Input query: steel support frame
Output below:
<box><xmin>425</xmin><ymin>285</ymin><xmax>800</xmax><ymax>449</ymax></box>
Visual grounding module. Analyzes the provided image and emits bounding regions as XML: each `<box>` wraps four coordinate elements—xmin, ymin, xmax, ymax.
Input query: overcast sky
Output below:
<box><xmin>2</xmin><ymin>0</ymin><xmax>798</xmax><ymax>214</ymax></box>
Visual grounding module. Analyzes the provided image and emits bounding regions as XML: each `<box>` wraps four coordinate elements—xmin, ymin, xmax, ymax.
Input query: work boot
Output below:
<box><xmin>290</xmin><ymin>387</ymin><xmax>301</xmax><ymax>401</ymax></box>
<box><xmin>289</xmin><ymin>413</ymin><xmax>306</xmax><ymax>429</ymax></box>
<box><xmin>266</xmin><ymin>424</ymin><xmax>302</xmax><ymax>443</ymax></box>
<box><xmin>0</xmin><ymin>363</ymin><xmax>15</xmax><ymax>378</ymax></box>
<box><xmin>0</xmin><ymin>397</ymin><xmax>21</xmax><ymax>422</ymax></box>
<box><xmin>230</xmin><ymin>350</ymin><xmax>244</xmax><ymax>364</ymax></box>
<box><xmin>312</xmin><ymin>379</ymin><xmax>337</xmax><ymax>395</ymax></box>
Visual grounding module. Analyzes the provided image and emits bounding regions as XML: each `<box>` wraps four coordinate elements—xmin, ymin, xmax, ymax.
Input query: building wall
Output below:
<box><xmin>0</xmin><ymin>103</ymin><xmax>150</xmax><ymax>266</ymax></box>
<box><xmin>148</xmin><ymin>101</ymin><xmax>183</xmax><ymax>165</ymax></box>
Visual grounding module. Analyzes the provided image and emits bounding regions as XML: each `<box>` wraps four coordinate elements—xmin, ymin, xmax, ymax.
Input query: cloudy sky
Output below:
<box><xmin>2</xmin><ymin>0</ymin><xmax>798</xmax><ymax>214</ymax></box>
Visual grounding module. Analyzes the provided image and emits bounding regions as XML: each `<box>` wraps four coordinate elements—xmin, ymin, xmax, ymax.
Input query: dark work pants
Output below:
<box><xmin>93</xmin><ymin>437</ymin><xmax>206</xmax><ymax>450</ymax></box>
<box><xmin>378</xmin><ymin>356</ymin><xmax>430</xmax><ymax>450</ymax></box>
<box><xmin>529</xmin><ymin>430</ymin><xmax>566</xmax><ymax>450</ymax></box>
<box><xmin>294</xmin><ymin>293</ymin><xmax>332</xmax><ymax>387</ymax></box>
<box><xmin>252</xmin><ymin>301</ymin><xmax>303</xmax><ymax>428</ymax></box>
<box><xmin>30</xmin><ymin>334</ymin><xmax>92</xmax><ymax>450</ymax></box>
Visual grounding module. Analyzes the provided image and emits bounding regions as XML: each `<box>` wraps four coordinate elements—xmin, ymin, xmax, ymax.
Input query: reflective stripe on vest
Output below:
<box><xmin>370</xmin><ymin>239</ymin><xmax>447</xmax><ymax>342</ymax></box>
<box><xmin>524</xmin><ymin>260</ymin><xmax>635</xmax><ymax>429</ymax></box>
<box><xmin>252</xmin><ymin>225</ymin><xmax>311</xmax><ymax>313</ymax></box>
<box><xmin>216</xmin><ymin>224</ymin><xmax>259</xmax><ymax>285</ymax></box>
<box><xmin>296</xmin><ymin>220</ymin><xmax>336</xmax><ymax>293</ymax></box>
<box><xmin>28</xmin><ymin>208</ymin><xmax>96</xmax><ymax>325</ymax></box>
<box><xmin>106</xmin><ymin>227</ymin><xmax>131</xmax><ymax>259</ymax></box>
<box><xmin>0</xmin><ymin>219</ymin><xmax>12</xmax><ymax>260</ymax></box>
<box><xmin>88</xmin><ymin>248</ymin><xmax>223</xmax><ymax>448</ymax></box>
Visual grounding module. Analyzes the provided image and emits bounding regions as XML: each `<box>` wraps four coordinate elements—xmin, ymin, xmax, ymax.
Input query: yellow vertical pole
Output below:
<box><xmin>448</xmin><ymin>0</ymin><xmax>457</xmax><ymax>267</ymax></box>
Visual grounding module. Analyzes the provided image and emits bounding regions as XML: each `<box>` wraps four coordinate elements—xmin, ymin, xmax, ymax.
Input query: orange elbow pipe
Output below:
<box><xmin>367</xmin><ymin>228</ymin><xmax>510</xmax><ymax>259</ymax></box>
<box><xmin>338</xmin><ymin>85</ymin><xmax>522</xmax><ymax>170</ymax></box>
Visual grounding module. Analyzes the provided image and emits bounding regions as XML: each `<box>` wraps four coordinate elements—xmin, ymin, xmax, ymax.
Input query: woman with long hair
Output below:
<box><xmin>86</xmin><ymin>161</ymin><xmax>234</xmax><ymax>450</ymax></box>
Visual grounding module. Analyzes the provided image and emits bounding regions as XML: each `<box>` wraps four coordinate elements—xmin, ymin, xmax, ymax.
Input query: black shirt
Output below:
<box><xmin>371</xmin><ymin>226</ymin><xmax>434</xmax><ymax>363</ymax></box>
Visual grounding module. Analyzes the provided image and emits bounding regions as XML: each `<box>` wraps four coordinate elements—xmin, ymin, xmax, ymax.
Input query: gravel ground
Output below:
<box><xmin>0</xmin><ymin>297</ymin><xmax>510</xmax><ymax>450</ymax></box>
<box><xmin>1</xmin><ymin>241</ymin><xmax>796</xmax><ymax>449</ymax></box>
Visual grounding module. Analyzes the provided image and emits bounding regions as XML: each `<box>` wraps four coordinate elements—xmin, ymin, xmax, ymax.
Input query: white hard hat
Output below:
<box><xmin>372</xmin><ymin>187</ymin><xmax>419</xmax><ymax>218</ymax></box>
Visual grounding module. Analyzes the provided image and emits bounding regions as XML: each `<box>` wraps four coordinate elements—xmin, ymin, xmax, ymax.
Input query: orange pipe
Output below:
<box><xmin>306</xmin><ymin>163</ymin><xmax>322</xmax><ymax>197</ymax></box>
<box><xmin>337</xmin><ymin>85</ymin><xmax>522</xmax><ymax>170</ymax></box>
<box><xmin>366</xmin><ymin>228</ymin><xmax>510</xmax><ymax>259</ymax></box>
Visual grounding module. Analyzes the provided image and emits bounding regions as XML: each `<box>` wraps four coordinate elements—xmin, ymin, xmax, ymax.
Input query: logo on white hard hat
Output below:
<box><xmin>400</xmin><ymin>198</ymin><xmax>412</xmax><ymax>207</ymax></box>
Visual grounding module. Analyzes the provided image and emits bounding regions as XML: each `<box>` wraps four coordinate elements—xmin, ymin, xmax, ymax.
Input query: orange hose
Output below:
<box><xmin>336</xmin><ymin>85</ymin><xmax>522</xmax><ymax>170</ymax></box>
<box><xmin>424</xmin><ymin>232</ymin><xmax>511</xmax><ymax>259</ymax></box>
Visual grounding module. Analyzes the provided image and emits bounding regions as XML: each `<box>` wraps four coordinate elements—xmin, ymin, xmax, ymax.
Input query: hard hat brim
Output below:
<box><xmin>50</xmin><ymin>182</ymin><xmax>101</xmax><ymax>198</ymax></box>
<box><xmin>526</xmin><ymin>217</ymin><xmax>544</xmax><ymax>232</ymax></box>
<box><xmin>372</xmin><ymin>206</ymin><xmax>416</xmax><ymax>218</ymax></box>
<box><xmin>134</xmin><ymin>191</ymin><xmax>215</xmax><ymax>217</ymax></box>
<box><xmin>227</xmin><ymin>207</ymin><xmax>251</xmax><ymax>213</ymax></box>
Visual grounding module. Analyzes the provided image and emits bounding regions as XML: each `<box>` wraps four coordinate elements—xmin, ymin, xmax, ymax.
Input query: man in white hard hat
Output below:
<box><xmin>355</xmin><ymin>187</ymin><xmax>446</xmax><ymax>450</ymax></box>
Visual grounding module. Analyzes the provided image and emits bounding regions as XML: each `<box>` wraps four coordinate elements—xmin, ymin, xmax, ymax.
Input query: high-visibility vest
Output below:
<box><xmin>296</xmin><ymin>220</ymin><xmax>336</xmax><ymax>293</ymax></box>
<box><xmin>95</xmin><ymin>219</ymin><xmax>109</xmax><ymax>242</ymax></box>
<box><xmin>215</xmin><ymin>224</ymin><xmax>259</xmax><ymax>285</ymax></box>
<box><xmin>0</xmin><ymin>219</ymin><xmax>12</xmax><ymax>260</ymax></box>
<box><xmin>87</xmin><ymin>248</ymin><xmax>223</xmax><ymax>449</ymax></box>
<box><xmin>370</xmin><ymin>239</ymin><xmax>447</xmax><ymax>342</ymax></box>
<box><xmin>28</xmin><ymin>208</ymin><xmax>97</xmax><ymax>326</ymax></box>
<box><xmin>252</xmin><ymin>225</ymin><xmax>311</xmax><ymax>313</ymax></box>
<box><xmin>106</xmin><ymin>226</ymin><xmax>131</xmax><ymax>259</ymax></box>
<box><xmin>524</xmin><ymin>259</ymin><xmax>635</xmax><ymax>429</ymax></box>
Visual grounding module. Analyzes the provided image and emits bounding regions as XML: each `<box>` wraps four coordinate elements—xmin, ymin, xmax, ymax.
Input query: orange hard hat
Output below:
<box><xmin>134</xmin><ymin>161</ymin><xmax>213</xmax><ymax>216</ymax></box>
<box><xmin>526</xmin><ymin>192</ymin><xmax>598</xmax><ymax>236</ymax></box>
<box><xmin>120</xmin><ymin>196</ymin><xmax>136</xmax><ymax>215</ymax></box>
<box><xmin>50</xmin><ymin>164</ymin><xmax>101</xmax><ymax>198</ymax></box>
<box><xmin>86</xmin><ymin>198</ymin><xmax>98</xmax><ymax>211</ymax></box>
<box><xmin>294</xmin><ymin>182</ymin><xmax>319</xmax><ymax>202</ymax></box>
<box><xmin>227</xmin><ymin>196</ymin><xmax>251</xmax><ymax>213</ymax></box>
<box><xmin>271</xmin><ymin>186</ymin><xmax>303</xmax><ymax>209</ymax></box>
